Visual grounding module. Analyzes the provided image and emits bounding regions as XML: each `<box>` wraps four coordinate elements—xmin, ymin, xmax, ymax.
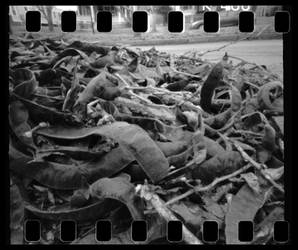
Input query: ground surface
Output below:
<box><xmin>132</xmin><ymin>39</ymin><xmax>283</xmax><ymax>79</ymax></box>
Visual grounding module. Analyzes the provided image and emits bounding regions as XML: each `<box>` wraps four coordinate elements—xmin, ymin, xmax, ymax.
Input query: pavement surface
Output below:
<box><xmin>132</xmin><ymin>39</ymin><xmax>283</xmax><ymax>79</ymax></box>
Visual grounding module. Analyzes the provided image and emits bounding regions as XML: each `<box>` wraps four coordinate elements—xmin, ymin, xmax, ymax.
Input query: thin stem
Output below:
<box><xmin>165</xmin><ymin>164</ymin><xmax>251</xmax><ymax>206</ymax></box>
<box><xmin>138</xmin><ymin>185</ymin><xmax>203</xmax><ymax>244</ymax></box>
<box><xmin>232</xmin><ymin>140</ymin><xmax>284</xmax><ymax>193</ymax></box>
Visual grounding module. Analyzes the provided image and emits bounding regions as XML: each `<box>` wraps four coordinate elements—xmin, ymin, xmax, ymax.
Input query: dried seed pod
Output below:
<box><xmin>191</xmin><ymin>151</ymin><xmax>244</xmax><ymax>184</ymax></box>
<box><xmin>257</xmin><ymin>81</ymin><xmax>283</xmax><ymax>112</ymax></box>
<box><xmin>75</xmin><ymin>71</ymin><xmax>121</xmax><ymax>106</ymax></box>
<box><xmin>200</xmin><ymin>62</ymin><xmax>226</xmax><ymax>113</ymax></box>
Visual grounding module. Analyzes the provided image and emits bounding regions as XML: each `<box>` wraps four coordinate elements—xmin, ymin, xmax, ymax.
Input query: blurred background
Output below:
<box><xmin>9</xmin><ymin>5</ymin><xmax>282</xmax><ymax>42</ymax></box>
<box><xmin>9</xmin><ymin>5</ymin><xmax>283</xmax><ymax>77</ymax></box>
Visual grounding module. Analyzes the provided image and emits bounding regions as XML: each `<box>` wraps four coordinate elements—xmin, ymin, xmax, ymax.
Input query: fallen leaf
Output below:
<box><xmin>225</xmin><ymin>183</ymin><xmax>272</xmax><ymax>244</ymax></box>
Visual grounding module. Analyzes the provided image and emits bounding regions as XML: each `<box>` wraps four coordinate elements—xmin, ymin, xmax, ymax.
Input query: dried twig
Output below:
<box><xmin>244</xmin><ymin>81</ymin><xmax>261</xmax><ymax>90</ymax></box>
<box><xmin>71</xmin><ymin>227</ymin><xmax>95</xmax><ymax>244</ymax></box>
<box><xmin>115</xmin><ymin>72</ymin><xmax>175</xmax><ymax>109</ymax></box>
<box><xmin>199</xmin><ymin>26</ymin><xmax>271</xmax><ymax>57</ymax></box>
<box><xmin>229</xmin><ymin>55</ymin><xmax>265</xmax><ymax>70</ymax></box>
<box><xmin>138</xmin><ymin>184</ymin><xmax>203</xmax><ymax>245</ymax></box>
<box><xmin>165</xmin><ymin>164</ymin><xmax>252</xmax><ymax>206</ymax></box>
<box><xmin>170</xmin><ymin>68</ymin><xmax>202</xmax><ymax>79</ymax></box>
<box><xmin>23</xmin><ymin>122</ymin><xmax>49</xmax><ymax>138</ymax></box>
<box><xmin>198</xmin><ymin>36</ymin><xmax>249</xmax><ymax>57</ymax></box>
<box><xmin>216</xmin><ymin>110</ymin><xmax>241</xmax><ymax>133</ymax></box>
<box><xmin>232</xmin><ymin>141</ymin><xmax>284</xmax><ymax>193</ymax></box>
<box><xmin>232</xmin><ymin>129</ymin><xmax>263</xmax><ymax>137</ymax></box>
<box><xmin>126</xmin><ymin>86</ymin><xmax>187</xmax><ymax>96</ymax></box>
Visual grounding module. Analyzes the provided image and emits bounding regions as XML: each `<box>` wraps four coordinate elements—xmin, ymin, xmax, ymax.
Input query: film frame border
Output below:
<box><xmin>4</xmin><ymin>1</ymin><xmax>294</xmax><ymax>245</ymax></box>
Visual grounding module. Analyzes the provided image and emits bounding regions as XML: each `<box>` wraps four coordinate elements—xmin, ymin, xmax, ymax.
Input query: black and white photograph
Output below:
<box><xmin>9</xmin><ymin>5</ymin><xmax>286</xmax><ymax>245</ymax></box>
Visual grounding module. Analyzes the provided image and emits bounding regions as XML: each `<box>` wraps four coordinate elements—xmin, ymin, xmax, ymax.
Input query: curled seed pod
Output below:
<box><xmin>257</xmin><ymin>81</ymin><xmax>283</xmax><ymax>112</ymax></box>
